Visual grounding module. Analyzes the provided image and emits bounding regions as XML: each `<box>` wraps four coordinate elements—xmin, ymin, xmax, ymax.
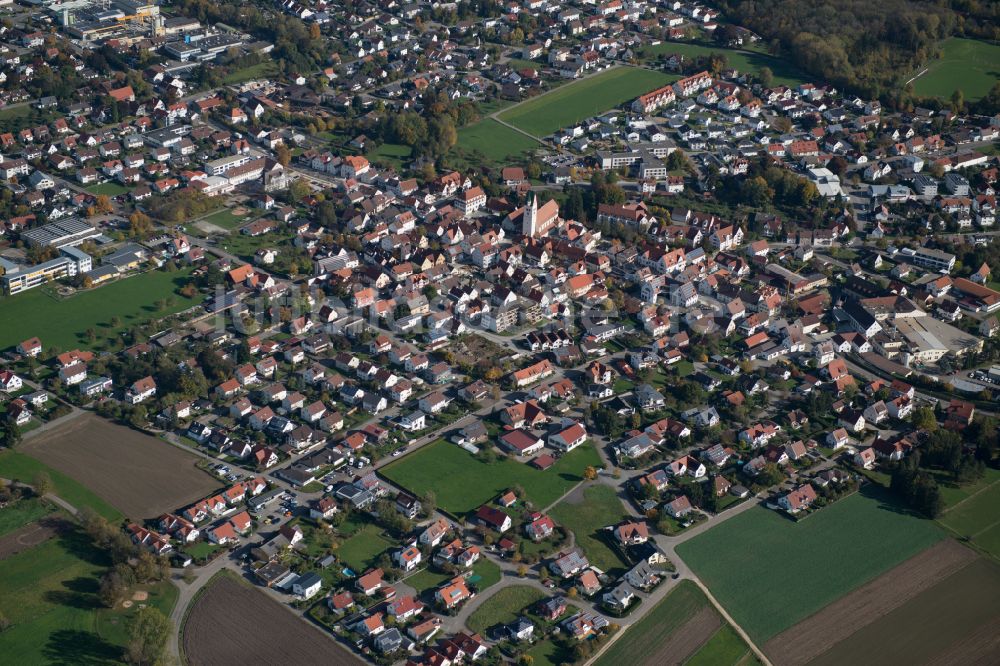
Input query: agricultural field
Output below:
<box><xmin>937</xmin><ymin>474</ymin><xmax>1000</xmax><ymax>561</ymax></box>
<box><xmin>454</xmin><ymin>118</ymin><xmax>542</xmax><ymax>164</ymax></box>
<box><xmin>183</xmin><ymin>574</ymin><xmax>361</xmax><ymax>666</ymax></box>
<box><xmin>0</xmin><ymin>451</ymin><xmax>122</xmax><ymax>521</ymax></box>
<box><xmin>594</xmin><ymin>580</ymin><xmax>754</xmax><ymax>666</ymax></box>
<box><xmin>911</xmin><ymin>38</ymin><xmax>1000</xmax><ymax>101</ymax></box>
<box><xmin>639</xmin><ymin>42</ymin><xmax>809</xmax><ymax>87</ymax></box>
<box><xmin>23</xmin><ymin>415</ymin><xmax>219</xmax><ymax>519</ymax></box>
<box><xmin>380</xmin><ymin>439</ymin><xmax>602</xmax><ymax>515</ymax></box>
<box><xmin>498</xmin><ymin>67</ymin><xmax>677</xmax><ymax>137</ymax></box>
<box><xmin>465</xmin><ymin>585</ymin><xmax>545</xmax><ymax>634</ymax></box>
<box><xmin>676</xmin><ymin>489</ymin><xmax>944</xmax><ymax>643</ymax></box>
<box><xmin>809</xmin><ymin>555</ymin><xmax>1000</xmax><ymax>666</ymax></box>
<box><xmin>0</xmin><ymin>267</ymin><xmax>200</xmax><ymax>352</ymax></box>
<box><xmin>549</xmin><ymin>484</ymin><xmax>629</xmax><ymax>575</ymax></box>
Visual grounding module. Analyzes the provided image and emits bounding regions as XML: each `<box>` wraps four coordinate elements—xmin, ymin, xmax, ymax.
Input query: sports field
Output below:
<box><xmin>0</xmin><ymin>267</ymin><xmax>199</xmax><ymax>352</ymax></box>
<box><xmin>455</xmin><ymin>119</ymin><xmax>542</xmax><ymax>163</ymax></box>
<box><xmin>676</xmin><ymin>489</ymin><xmax>944</xmax><ymax>643</ymax></box>
<box><xmin>639</xmin><ymin>42</ymin><xmax>809</xmax><ymax>87</ymax></box>
<box><xmin>911</xmin><ymin>38</ymin><xmax>1000</xmax><ymax>101</ymax></box>
<box><xmin>380</xmin><ymin>439</ymin><xmax>601</xmax><ymax>515</ymax></box>
<box><xmin>498</xmin><ymin>67</ymin><xmax>677</xmax><ymax>136</ymax></box>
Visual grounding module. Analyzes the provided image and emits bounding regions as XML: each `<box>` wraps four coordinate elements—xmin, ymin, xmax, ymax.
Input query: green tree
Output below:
<box><xmin>32</xmin><ymin>471</ymin><xmax>52</xmax><ymax>497</ymax></box>
<box><xmin>125</xmin><ymin>606</ymin><xmax>171</xmax><ymax>666</ymax></box>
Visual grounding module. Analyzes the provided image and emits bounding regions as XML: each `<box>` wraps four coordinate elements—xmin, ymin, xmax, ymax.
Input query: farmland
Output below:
<box><xmin>23</xmin><ymin>414</ymin><xmax>219</xmax><ymax>519</ymax></box>
<box><xmin>911</xmin><ymin>38</ymin><xmax>1000</xmax><ymax>102</ymax></box>
<box><xmin>809</xmin><ymin>556</ymin><xmax>1000</xmax><ymax>665</ymax></box>
<box><xmin>454</xmin><ymin>119</ymin><xmax>542</xmax><ymax>164</ymax></box>
<box><xmin>380</xmin><ymin>439</ymin><xmax>602</xmax><ymax>515</ymax></box>
<box><xmin>549</xmin><ymin>484</ymin><xmax>629</xmax><ymax>575</ymax></box>
<box><xmin>639</xmin><ymin>42</ymin><xmax>809</xmax><ymax>87</ymax></box>
<box><xmin>676</xmin><ymin>488</ymin><xmax>944</xmax><ymax>643</ymax></box>
<box><xmin>498</xmin><ymin>67</ymin><xmax>677</xmax><ymax>137</ymax></box>
<box><xmin>0</xmin><ymin>450</ymin><xmax>123</xmax><ymax>521</ymax></box>
<box><xmin>183</xmin><ymin>573</ymin><xmax>361</xmax><ymax>665</ymax></box>
<box><xmin>593</xmin><ymin>580</ymin><xmax>755</xmax><ymax>666</ymax></box>
<box><xmin>0</xmin><ymin>267</ymin><xmax>200</xmax><ymax>352</ymax></box>
<box><xmin>937</xmin><ymin>474</ymin><xmax>1000</xmax><ymax>561</ymax></box>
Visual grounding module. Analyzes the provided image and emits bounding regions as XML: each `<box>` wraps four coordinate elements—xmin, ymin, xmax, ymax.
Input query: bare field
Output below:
<box><xmin>0</xmin><ymin>517</ymin><xmax>68</xmax><ymax>561</ymax></box>
<box><xmin>764</xmin><ymin>539</ymin><xmax>977</xmax><ymax>665</ymax></box>
<box><xmin>807</xmin><ymin>555</ymin><xmax>1000</xmax><ymax>666</ymax></box>
<box><xmin>183</xmin><ymin>575</ymin><xmax>361</xmax><ymax>666</ymax></box>
<box><xmin>643</xmin><ymin>606</ymin><xmax>721</xmax><ymax>666</ymax></box>
<box><xmin>23</xmin><ymin>414</ymin><xmax>218</xmax><ymax>519</ymax></box>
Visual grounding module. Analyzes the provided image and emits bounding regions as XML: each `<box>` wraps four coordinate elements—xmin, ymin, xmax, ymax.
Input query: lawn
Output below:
<box><xmin>676</xmin><ymin>488</ymin><xmax>944</xmax><ymax>643</ymax></box>
<box><xmin>454</xmin><ymin>118</ymin><xmax>542</xmax><ymax>164</ymax></box>
<box><xmin>201</xmin><ymin>208</ymin><xmax>250</xmax><ymax>231</ymax></box>
<box><xmin>94</xmin><ymin>579</ymin><xmax>179</xmax><ymax>647</ymax></box>
<box><xmin>639</xmin><ymin>42</ymin><xmax>809</xmax><ymax>87</ymax></box>
<box><xmin>366</xmin><ymin>142</ymin><xmax>413</xmax><ymax>169</ymax></box>
<box><xmin>381</xmin><ymin>439</ymin><xmax>601</xmax><ymax>516</ymax></box>
<box><xmin>0</xmin><ymin>451</ymin><xmax>123</xmax><ymax>522</ymax></box>
<box><xmin>498</xmin><ymin>67</ymin><xmax>677</xmax><ymax>136</ymax></box>
<box><xmin>525</xmin><ymin>638</ymin><xmax>575</xmax><ymax>666</ymax></box>
<box><xmin>550</xmin><ymin>485</ymin><xmax>629</xmax><ymax>575</ymax></box>
<box><xmin>405</xmin><ymin>559</ymin><xmax>502</xmax><ymax>594</ymax></box>
<box><xmin>219</xmin><ymin>231</ymin><xmax>293</xmax><ymax>262</ymax></box>
<box><xmin>85</xmin><ymin>182</ymin><xmax>130</xmax><ymax>197</ymax></box>
<box><xmin>222</xmin><ymin>61</ymin><xmax>278</xmax><ymax>85</ymax></box>
<box><xmin>686</xmin><ymin>625</ymin><xmax>757</xmax><ymax>666</ymax></box>
<box><xmin>937</xmin><ymin>478</ymin><xmax>1000</xmax><ymax>561</ymax></box>
<box><xmin>465</xmin><ymin>585</ymin><xmax>545</xmax><ymax>634</ymax></box>
<box><xmin>0</xmin><ymin>267</ymin><xmax>200</xmax><ymax>352</ymax></box>
<box><xmin>0</xmin><ymin>496</ymin><xmax>55</xmax><ymax>537</ymax></box>
<box><xmin>335</xmin><ymin>524</ymin><xmax>393</xmax><ymax>571</ymax></box>
<box><xmin>911</xmin><ymin>38</ymin><xmax>1000</xmax><ymax>102</ymax></box>
<box><xmin>593</xmin><ymin>580</ymin><xmax>710</xmax><ymax>666</ymax></box>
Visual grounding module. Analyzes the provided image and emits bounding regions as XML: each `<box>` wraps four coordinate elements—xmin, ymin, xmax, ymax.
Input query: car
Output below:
<box><xmin>391</xmin><ymin>448</ymin><xmax>405</xmax><ymax>457</ymax></box>
<box><xmin>324</xmin><ymin>484</ymin><xmax>334</xmax><ymax>493</ymax></box>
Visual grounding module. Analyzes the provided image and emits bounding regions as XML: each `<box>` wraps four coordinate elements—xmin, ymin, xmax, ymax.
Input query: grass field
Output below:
<box><xmin>0</xmin><ymin>451</ymin><xmax>123</xmax><ymax>521</ymax></box>
<box><xmin>595</xmin><ymin>581</ymin><xmax>726</xmax><ymax>666</ymax></box>
<box><xmin>686</xmin><ymin>625</ymin><xmax>757</xmax><ymax>666</ymax></box>
<box><xmin>365</xmin><ymin>142</ymin><xmax>413</xmax><ymax>169</ymax></box>
<box><xmin>94</xmin><ymin>580</ymin><xmax>178</xmax><ymax>647</ymax></box>
<box><xmin>639</xmin><ymin>42</ymin><xmax>809</xmax><ymax>88</ymax></box>
<box><xmin>223</xmin><ymin>61</ymin><xmax>278</xmax><ymax>85</ymax></box>
<box><xmin>405</xmin><ymin>559</ymin><xmax>502</xmax><ymax>594</ymax></box>
<box><xmin>0</xmin><ymin>497</ymin><xmax>54</xmax><ymax>537</ymax></box>
<box><xmin>85</xmin><ymin>182</ymin><xmax>130</xmax><ymax>196</ymax></box>
<box><xmin>550</xmin><ymin>485</ymin><xmax>629</xmax><ymax>575</ymax></box>
<box><xmin>335</xmin><ymin>524</ymin><xmax>393</xmax><ymax>572</ymax></box>
<box><xmin>937</xmin><ymin>476</ymin><xmax>1000</xmax><ymax>561</ymax></box>
<box><xmin>0</xmin><ymin>267</ymin><xmax>199</xmax><ymax>352</ymax></box>
<box><xmin>200</xmin><ymin>208</ymin><xmax>250</xmax><ymax>231</ymax></box>
<box><xmin>676</xmin><ymin>489</ymin><xmax>944</xmax><ymax>643</ymax></box>
<box><xmin>498</xmin><ymin>67</ymin><xmax>677</xmax><ymax>136</ymax></box>
<box><xmin>465</xmin><ymin>585</ymin><xmax>545</xmax><ymax>634</ymax></box>
<box><xmin>380</xmin><ymin>439</ymin><xmax>602</xmax><ymax>515</ymax></box>
<box><xmin>454</xmin><ymin>119</ymin><xmax>542</xmax><ymax>163</ymax></box>
<box><xmin>911</xmin><ymin>38</ymin><xmax>1000</xmax><ymax>102</ymax></box>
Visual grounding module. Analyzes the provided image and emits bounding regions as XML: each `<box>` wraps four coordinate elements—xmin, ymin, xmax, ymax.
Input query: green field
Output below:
<box><xmin>465</xmin><ymin>585</ymin><xmax>545</xmax><ymax>634</ymax></box>
<box><xmin>336</xmin><ymin>524</ymin><xmax>394</xmax><ymax>571</ymax></box>
<box><xmin>639</xmin><ymin>42</ymin><xmax>809</xmax><ymax>88</ymax></box>
<box><xmin>200</xmin><ymin>208</ymin><xmax>251</xmax><ymax>231</ymax></box>
<box><xmin>676</xmin><ymin>489</ymin><xmax>944</xmax><ymax>643</ymax></box>
<box><xmin>550</xmin><ymin>485</ymin><xmax>629</xmax><ymax>575</ymax></box>
<box><xmin>498</xmin><ymin>67</ymin><xmax>677</xmax><ymax>136</ymax></box>
<box><xmin>0</xmin><ymin>525</ymin><xmax>178</xmax><ymax>664</ymax></box>
<box><xmin>911</xmin><ymin>38</ymin><xmax>1000</xmax><ymax>102</ymax></box>
<box><xmin>594</xmin><ymin>581</ymin><xmax>713</xmax><ymax>666</ymax></box>
<box><xmin>366</xmin><ymin>142</ymin><xmax>413</xmax><ymax>168</ymax></box>
<box><xmin>0</xmin><ymin>497</ymin><xmax>55</xmax><ymax>537</ymax></box>
<box><xmin>0</xmin><ymin>451</ymin><xmax>123</xmax><ymax>522</ymax></box>
<box><xmin>404</xmin><ymin>559</ymin><xmax>502</xmax><ymax>594</ymax></box>
<box><xmin>380</xmin><ymin>439</ymin><xmax>602</xmax><ymax>515</ymax></box>
<box><xmin>0</xmin><ymin>267</ymin><xmax>199</xmax><ymax>352</ymax></box>
<box><xmin>222</xmin><ymin>61</ymin><xmax>279</xmax><ymax>85</ymax></box>
<box><xmin>454</xmin><ymin>119</ymin><xmax>542</xmax><ymax>164</ymax></box>
<box><xmin>686</xmin><ymin>625</ymin><xmax>757</xmax><ymax>666</ymax></box>
<box><xmin>937</xmin><ymin>476</ymin><xmax>1000</xmax><ymax>561</ymax></box>
<box><xmin>85</xmin><ymin>182</ymin><xmax>130</xmax><ymax>197</ymax></box>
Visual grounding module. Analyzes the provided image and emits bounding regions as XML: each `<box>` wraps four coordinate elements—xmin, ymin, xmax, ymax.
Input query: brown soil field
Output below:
<box><xmin>183</xmin><ymin>575</ymin><xmax>362</xmax><ymax>666</ymax></box>
<box><xmin>642</xmin><ymin>606</ymin><xmax>721</xmax><ymax>666</ymax></box>
<box><xmin>808</xmin><ymin>557</ymin><xmax>1000</xmax><ymax>666</ymax></box>
<box><xmin>764</xmin><ymin>539</ymin><xmax>978</xmax><ymax>665</ymax></box>
<box><xmin>24</xmin><ymin>414</ymin><xmax>219</xmax><ymax>519</ymax></box>
<box><xmin>0</xmin><ymin>516</ymin><xmax>68</xmax><ymax>560</ymax></box>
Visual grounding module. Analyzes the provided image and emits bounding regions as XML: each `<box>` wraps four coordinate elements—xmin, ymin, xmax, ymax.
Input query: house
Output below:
<box><xmin>293</xmin><ymin>572</ymin><xmax>323</xmax><ymax>599</ymax></box>
<box><xmin>778</xmin><ymin>484</ymin><xmax>817</xmax><ymax>513</ymax></box>
<box><xmin>435</xmin><ymin>576</ymin><xmax>473</xmax><ymax>609</ymax></box>
<box><xmin>548</xmin><ymin>422</ymin><xmax>587</xmax><ymax>452</ymax></box>
<box><xmin>550</xmin><ymin>550</ymin><xmax>589</xmax><ymax>578</ymax></box>
<box><xmin>356</xmin><ymin>568</ymin><xmax>385</xmax><ymax>595</ymax></box>
<box><xmin>854</xmin><ymin>447</ymin><xmax>877</xmax><ymax>470</ymax></box>
<box><xmin>475</xmin><ymin>505</ymin><xmax>512</xmax><ymax>532</ymax></box>
<box><xmin>614</xmin><ymin>521</ymin><xmax>649</xmax><ymax>546</ymax></box>
<box><xmin>0</xmin><ymin>371</ymin><xmax>23</xmax><ymax>393</ymax></box>
<box><xmin>126</xmin><ymin>376</ymin><xmax>157</xmax><ymax>404</ymax></box>
<box><xmin>525</xmin><ymin>513</ymin><xmax>556</xmax><ymax>541</ymax></box>
<box><xmin>393</xmin><ymin>545</ymin><xmax>422</xmax><ymax>572</ymax></box>
<box><xmin>602</xmin><ymin>584</ymin><xmax>635</xmax><ymax>611</ymax></box>
<box><xmin>665</xmin><ymin>495</ymin><xmax>693</xmax><ymax>518</ymax></box>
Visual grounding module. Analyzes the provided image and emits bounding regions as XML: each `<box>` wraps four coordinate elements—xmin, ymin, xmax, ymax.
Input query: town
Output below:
<box><xmin>0</xmin><ymin>0</ymin><xmax>999</xmax><ymax>665</ymax></box>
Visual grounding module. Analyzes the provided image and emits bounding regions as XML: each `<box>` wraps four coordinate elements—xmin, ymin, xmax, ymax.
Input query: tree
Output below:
<box><xmin>288</xmin><ymin>179</ymin><xmax>311</xmax><ymax>203</ymax></box>
<box><xmin>582</xmin><ymin>466</ymin><xmax>598</xmax><ymax>481</ymax></box>
<box><xmin>32</xmin><ymin>471</ymin><xmax>52</xmax><ymax>497</ymax></box>
<box><xmin>274</xmin><ymin>143</ymin><xmax>292</xmax><ymax>167</ymax></box>
<box><xmin>99</xmin><ymin>570</ymin><xmax>128</xmax><ymax>608</ymax></box>
<box><xmin>125</xmin><ymin>606</ymin><xmax>171</xmax><ymax>666</ymax></box>
<box><xmin>910</xmin><ymin>406</ymin><xmax>937</xmax><ymax>432</ymax></box>
<box><xmin>758</xmin><ymin>66</ymin><xmax>774</xmax><ymax>88</ymax></box>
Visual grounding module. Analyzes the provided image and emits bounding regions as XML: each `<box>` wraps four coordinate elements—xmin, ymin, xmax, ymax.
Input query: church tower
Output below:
<box><xmin>522</xmin><ymin>191</ymin><xmax>538</xmax><ymax>237</ymax></box>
